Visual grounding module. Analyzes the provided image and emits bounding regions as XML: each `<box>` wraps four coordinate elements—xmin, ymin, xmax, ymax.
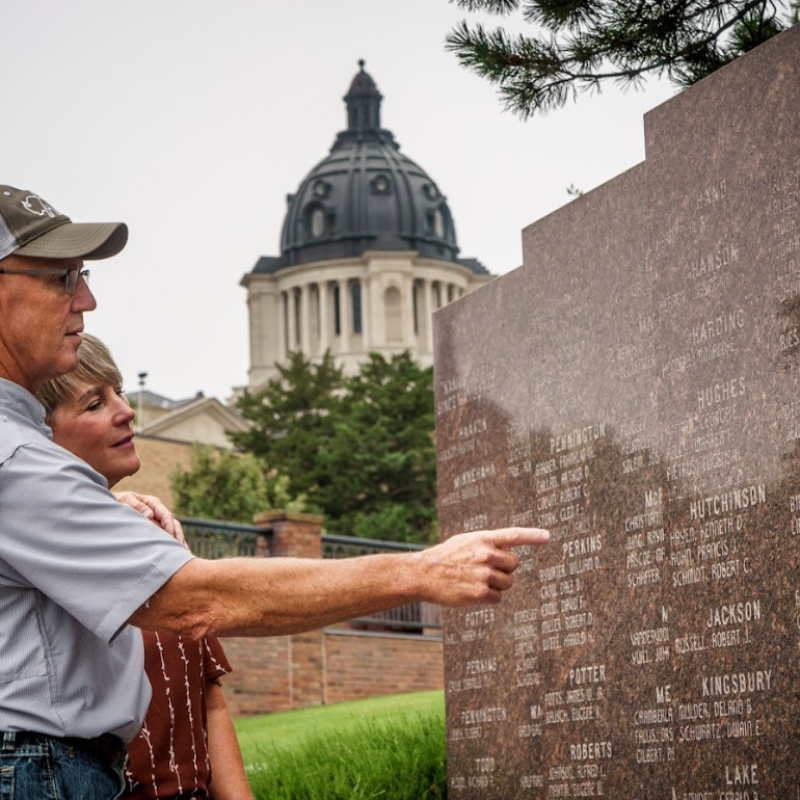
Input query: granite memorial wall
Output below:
<box><xmin>434</xmin><ymin>24</ymin><xmax>800</xmax><ymax>800</ymax></box>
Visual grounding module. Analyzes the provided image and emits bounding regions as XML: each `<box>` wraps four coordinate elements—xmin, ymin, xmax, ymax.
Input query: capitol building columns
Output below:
<box><xmin>337</xmin><ymin>278</ymin><xmax>350</xmax><ymax>355</ymax></box>
<box><xmin>318</xmin><ymin>281</ymin><xmax>330</xmax><ymax>357</ymax></box>
<box><xmin>422</xmin><ymin>278</ymin><xmax>435</xmax><ymax>354</ymax></box>
<box><xmin>286</xmin><ymin>288</ymin><xmax>297</xmax><ymax>352</ymax></box>
<box><xmin>360</xmin><ymin>276</ymin><xmax>371</xmax><ymax>352</ymax></box>
<box><xmin>300</xmin><ymin>284</ymin><xmax>311</xmax><ymax>354</ymax></box>
<box><xmin>243</xmin><ymin>260</ymin><xmax>485</xmax><ymax>388</ymax></box>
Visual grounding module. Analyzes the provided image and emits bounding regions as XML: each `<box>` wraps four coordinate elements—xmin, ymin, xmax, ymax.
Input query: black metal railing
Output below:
<box><xmin>180</xmin><ymin>517</ymin><xmax>268</xmax><ymax>560</ymax></box>
<box><xmin>322</xmin><ymin>534</ymin><xmax>442</xmax><ymax>633</ymax></box>
<box><xmin>177</xmin><ymin>519</ymin><xmax>441</xmax><ymax>634</ymax></box>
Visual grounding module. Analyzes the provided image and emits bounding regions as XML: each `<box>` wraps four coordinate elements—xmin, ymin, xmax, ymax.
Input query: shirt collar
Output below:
<box><xmin>0</xmin><ymin>377</ymin><xmax>52</xmax><ymax>437</ymax></box>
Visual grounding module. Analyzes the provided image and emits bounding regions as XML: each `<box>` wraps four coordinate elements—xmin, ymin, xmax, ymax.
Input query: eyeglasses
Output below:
<box><xmin>0</xmin><ymin>266</ymin><xmax>90</xmax><ymax>295</ymax></box>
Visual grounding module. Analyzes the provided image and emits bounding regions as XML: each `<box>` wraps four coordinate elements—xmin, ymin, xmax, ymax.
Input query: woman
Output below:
<box><xmin>37</xmin><ymin>334</ymin><xmax>254</xmax><ymax>800</ymax></box>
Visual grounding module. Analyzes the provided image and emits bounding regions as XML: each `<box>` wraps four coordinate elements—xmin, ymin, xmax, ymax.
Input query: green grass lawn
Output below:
<box><xmin>233</xmin><ymin>691</ymin><xmax>448</xmax><ymax>800</ymax></box>
<box><xmin>234</xmin><ymin>690</ymin><xmax>444</xmax><ymax>764</ymax></box>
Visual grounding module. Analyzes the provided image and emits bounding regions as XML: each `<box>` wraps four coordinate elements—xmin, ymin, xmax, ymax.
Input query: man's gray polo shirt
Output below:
<box><xmin>0</xmin><ymin>378</ymin><xmax>194</xmax><ymax>742</ymax></box>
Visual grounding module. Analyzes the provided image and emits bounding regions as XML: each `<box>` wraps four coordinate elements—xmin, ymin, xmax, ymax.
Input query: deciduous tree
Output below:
<box><xmin>170</xmin><ymin>444</ymin><xmax>307</xmax><ymax>523</ymax></box>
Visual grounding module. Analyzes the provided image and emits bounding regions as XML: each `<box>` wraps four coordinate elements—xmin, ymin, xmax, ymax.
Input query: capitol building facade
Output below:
<box><xmin>241</xmin><ymin>62</ymin><xmax>493</xmax><ymax>390</ymax></box>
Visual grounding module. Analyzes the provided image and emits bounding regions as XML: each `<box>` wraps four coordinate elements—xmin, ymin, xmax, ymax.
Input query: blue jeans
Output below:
<box><xmin>0</xmin><ymin>732</ymin><xmax>126</xmax><ymax>800</ymax></box>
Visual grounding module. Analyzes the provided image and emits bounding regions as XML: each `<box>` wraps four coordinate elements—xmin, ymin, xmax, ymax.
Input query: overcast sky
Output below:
<box><xmin>3</xmin><ymin>1</ymin><xmax>676</xmax><ymax>401</ymax></box>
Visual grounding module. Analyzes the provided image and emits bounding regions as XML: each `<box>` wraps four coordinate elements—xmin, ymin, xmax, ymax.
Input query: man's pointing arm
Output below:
<box><xmin>128</xmin><ymin>527</ymin><xmax>550</xmax><ymax>639</ymax></box>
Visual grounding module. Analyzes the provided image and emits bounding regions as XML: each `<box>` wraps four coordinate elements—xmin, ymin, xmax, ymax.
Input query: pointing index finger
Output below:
<box><xmin>485</xmin><ymin>527</ymin><xmax>551</xmax><ymax>549</ymax></box>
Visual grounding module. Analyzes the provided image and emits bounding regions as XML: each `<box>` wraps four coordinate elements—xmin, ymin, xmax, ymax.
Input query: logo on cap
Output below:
<box><xmin>21</xmin><ymin>194</ymin><xmax>61</xmax><ymax>219</ymax></box>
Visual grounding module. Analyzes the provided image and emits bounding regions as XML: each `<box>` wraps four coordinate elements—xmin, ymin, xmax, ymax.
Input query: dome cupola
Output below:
<box><xmin>279</xmin><ymin>61</ymin><xmax>460</xmax><ymax>267</ymax></box>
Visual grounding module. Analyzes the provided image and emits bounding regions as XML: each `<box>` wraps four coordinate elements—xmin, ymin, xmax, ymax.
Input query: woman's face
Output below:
<box><xmin>50</xmin><ymin>381</ymin><xmax>140</xmax><ymax>488</ymax></box>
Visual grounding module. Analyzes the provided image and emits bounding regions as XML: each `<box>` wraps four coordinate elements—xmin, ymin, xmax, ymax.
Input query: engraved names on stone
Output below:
<box><xmin>435</xmin><ymin>25</ymin><xmax>800</xmax><ymax>800</ymax></box>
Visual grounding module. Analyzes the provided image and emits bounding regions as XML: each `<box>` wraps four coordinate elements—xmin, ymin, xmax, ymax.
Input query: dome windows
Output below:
<box><xmin>370</xmin><ymin>174</ymin><xmax>392</xmax><ymax>195</ymax></box>
<box><xmin>311</xmin><ymin>207</ymin><xmax>325</xmax><ymax>238</ymax></box>
<box><xmin>433</xmin><ymin>209</ymin><xmax>445</xmax><ymax>239</ymax></box>
<box><xmin>302</xmin><ymin>202</ymin><xmax>335</xmax><ymax>242</ymax></box>
<box><xmin>301</xmin><ymin>182</ymin><xmax>334</xmax><ymax>242</ymax></box>
<box><xmin>423</xmin><ymin>183</ymin><xmax>439</xmax><ymax>201</ymax></box>
<box><xmin>425</xmin><ymin>204</ymin><xmax>450</xmax><ymax>240</ymax></box>
<box><xmin>312</xmin><ymin>180</ymin><xmax>331</xmax><ymax>199</ymax></box>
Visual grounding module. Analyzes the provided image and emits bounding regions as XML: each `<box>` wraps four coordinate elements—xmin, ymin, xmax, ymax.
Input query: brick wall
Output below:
<box><xmin>219</xmin><ymin>636</ymin><xmax>294</xmax><ymax>716</ymax></box>
<box><xmin>114</xmin><ymin>435</ymin><xmax>194</xmax><ymax>507</ymax></box>
<box><xmin>323</xmin><ymin>630</ymin><xmax>444</xmax><ymax>705</ymax></box>
<box><xmin>221</xmin><ymin>629</ymin><xmax>443</xmax><ymax>716</ymax></box>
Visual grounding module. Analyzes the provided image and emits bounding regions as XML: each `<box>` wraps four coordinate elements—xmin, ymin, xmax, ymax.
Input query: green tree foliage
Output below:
<box><xmin>446</xmin><ymin>0</ymin><xmax>800</xmax><ymax>118</ymax></box>
<box><xmin>316</xmin><ymin>352</ymin><xmax>437</xmax><ymax>543</ymax></box>
<box><xmin>232</xmin><ymin>350</ymin><xmax>344</xmax><ymax>497</ymax></box>
<box><xmin>231</xmin><ymin>350</ymin><xmax>437</xmax><ymax>544</ymax></box>
<box><xmin>170</xmin><ymin>444</ymin><xmax>306</xmax><ymax>523</ymax></box>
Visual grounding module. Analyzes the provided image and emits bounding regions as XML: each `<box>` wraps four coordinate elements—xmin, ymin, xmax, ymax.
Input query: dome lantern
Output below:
<box><xmin>344</xmin><ymin>59</ymin><xmax>383</xmax><ymax>135</ymax></box>
<box><xmin>279</xmin><ymin>62</ymin><xmax>461</xmax><ymax>268</ymax></box>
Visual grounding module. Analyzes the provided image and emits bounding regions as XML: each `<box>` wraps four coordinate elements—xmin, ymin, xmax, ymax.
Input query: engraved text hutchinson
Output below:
<box><xmin>689</xmin><ymin>485</ymin><xmax>766</xmax><ymax>520</ymax></box>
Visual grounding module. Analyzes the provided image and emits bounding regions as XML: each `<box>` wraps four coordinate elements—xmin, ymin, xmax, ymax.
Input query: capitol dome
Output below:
<box><xmin>279</xmin><ymin>60</ymin><xmax>460</xmax><ymax>268</ymax></box>
<box><xmin>241</xmin><ymin>62</ymin><xmax>492</xmax><ymax>390</ymax></box>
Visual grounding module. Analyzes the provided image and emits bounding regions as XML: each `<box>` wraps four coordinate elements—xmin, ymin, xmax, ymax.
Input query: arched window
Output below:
<box><xmin>433</xmin><ymin>209</ymin><xmax>445</xmax><ymax>239</ymax></box>
<box><xmin>311</xmin><ymin>208</ymin><xmax>324</xmax><ymax>238</ymax></box>
<box><xmin>302</xmin><ymin>203</ymin><xmax>326</xmax><ymax>241</ymax></box>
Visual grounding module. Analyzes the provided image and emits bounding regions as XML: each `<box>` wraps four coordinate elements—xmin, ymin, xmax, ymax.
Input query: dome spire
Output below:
<box><xmin>344</xmin><ymin>59</ymin><xmax>382</xmax><ymax>133</ymax></box>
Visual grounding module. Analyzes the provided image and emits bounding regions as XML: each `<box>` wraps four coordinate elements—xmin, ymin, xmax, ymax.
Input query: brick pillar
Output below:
<box><xmin>253</xmin><ymin>510</ymin><xmax>326</xmax><ymax>707</ymax></box>
<box><xmin>253</xmin><ymin>510</ymin><xmax>323</xmax><ymax>559</ymax></box>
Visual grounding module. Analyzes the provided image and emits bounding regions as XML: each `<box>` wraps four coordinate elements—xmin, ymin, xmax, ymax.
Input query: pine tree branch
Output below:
<box><xmin>446</xmin><ymin>0</ymin><xmax>791</xmax><ymax>117</ymax></box>
<box><xmin>452</xmin><ymin>0</ymin><xmax>521</xmax><ymax>14</ymax></box>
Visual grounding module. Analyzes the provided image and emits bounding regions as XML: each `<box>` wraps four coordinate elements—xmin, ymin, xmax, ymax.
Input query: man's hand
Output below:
<box><xmin>416</xmin><ymin>527</ymin><xmax>549</xmax><ymax>606</ymax></box>
<box><xmin>114</xmin><ymin>491</ymin><xmax>186</xmax><ymax>545</ymax></box>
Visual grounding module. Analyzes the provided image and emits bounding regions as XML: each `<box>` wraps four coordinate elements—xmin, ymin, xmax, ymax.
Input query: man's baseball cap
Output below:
<box><xmin>0</xmin><ymin>185</ymin><xmax>128</xmax><ymax>261</ymax></box>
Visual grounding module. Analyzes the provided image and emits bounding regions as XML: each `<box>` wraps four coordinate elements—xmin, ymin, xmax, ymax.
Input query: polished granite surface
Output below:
<box><xmin>435</xmin><ymin>25</ymin><xmax>800</xmax><ymax>799</ymax></box>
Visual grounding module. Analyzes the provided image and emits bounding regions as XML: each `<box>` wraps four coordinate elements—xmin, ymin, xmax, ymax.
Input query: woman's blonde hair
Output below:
<box><xmin>36</xmin><ymin>333</ymin><xmax>123</xmax><ymax>425</ymax></box>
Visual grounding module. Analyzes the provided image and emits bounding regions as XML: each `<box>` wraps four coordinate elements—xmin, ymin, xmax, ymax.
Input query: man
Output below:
<box><xmin>0</xmin><ymin>184</ymin><xmax>550</xmax><ymax>799</ymax></box>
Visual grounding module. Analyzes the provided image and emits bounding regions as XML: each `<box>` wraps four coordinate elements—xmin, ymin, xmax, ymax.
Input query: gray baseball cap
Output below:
<box><xmin>0</xmin><ymin>185</ymin><xmax>128</xmax><ymax>261</ymax></box>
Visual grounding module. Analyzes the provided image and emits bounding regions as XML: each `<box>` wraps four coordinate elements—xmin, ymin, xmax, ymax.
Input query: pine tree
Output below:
<box><xmin>315</xmin><ymin>352</ymin><xmax>437</xmax><ymax>543</ymax></box>
<box><xmin>446</xmin><ymin>0</ymin><xmax>800</xmax><ymax>118</ymax></box>
<box><xmin>228</xmin><ymin>350</ymin><xmax>437</xmax><ymax>544</ymax></box>
<box><xmin>231</xmin><ymin>350</ymin><xmax>344</xmax><ymax>506</ymax></box>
